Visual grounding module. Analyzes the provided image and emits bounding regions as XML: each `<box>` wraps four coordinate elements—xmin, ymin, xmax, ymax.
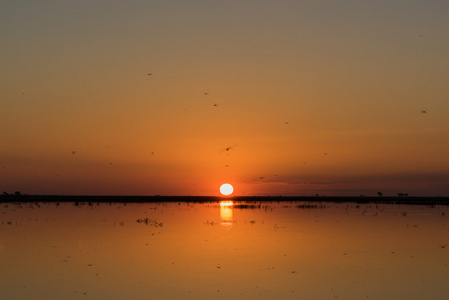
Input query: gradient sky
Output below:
<box><xmin>1</xmin><ymin>1</ymin><xmax>449</xmax><ymax>196</ymax></box>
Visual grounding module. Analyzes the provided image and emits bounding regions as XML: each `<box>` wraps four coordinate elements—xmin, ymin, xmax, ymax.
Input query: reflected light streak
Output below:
<box><xmin>220</xmin><ymin>201</ymin><xmax>234</xmax><ymax>207</ymax></box>
<box><xmin>219</xmin><ymin>201</ymin><xmax>233</xmax><ymax>227</ymax></box>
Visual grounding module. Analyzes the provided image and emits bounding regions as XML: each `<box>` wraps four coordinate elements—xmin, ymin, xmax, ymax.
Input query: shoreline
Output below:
<box><xmin>1</xmin><ymin>195</ymin><xmax>449</xmax><ymax>205</ymax></box>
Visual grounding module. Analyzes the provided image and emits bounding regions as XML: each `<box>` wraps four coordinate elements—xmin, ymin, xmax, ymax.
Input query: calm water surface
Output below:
<box><xmin>1</xmin><ymin>201</ymin><xmax>448</xmax><ymax>300</ymax></box>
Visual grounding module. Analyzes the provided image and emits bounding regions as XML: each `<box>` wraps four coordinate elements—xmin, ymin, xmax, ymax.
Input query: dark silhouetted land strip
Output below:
<box><xmin>1</xmin><ymin>195</ymin><xmax>449</xmax><ymax>205</ymax></box>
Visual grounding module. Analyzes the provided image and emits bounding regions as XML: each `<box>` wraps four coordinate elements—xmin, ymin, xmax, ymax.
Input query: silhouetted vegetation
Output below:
<box><xmin>233</xmin><ymin>204</ymin><xmax>262</xmax><ymax>209</ymax></box>
<box><xmin>136</xmin><ymin>217</ymin><xmax>163</xmax><ymax>227</ymax></box>
<box><xmin>0</xmin><ymin>194</ymin><xmax>448</xmax><ymax>206</ymax></box>
<box><xmin>296</xmin><ymin>204</ymin><xmax>326</xmax><ymax>209</ymax></box>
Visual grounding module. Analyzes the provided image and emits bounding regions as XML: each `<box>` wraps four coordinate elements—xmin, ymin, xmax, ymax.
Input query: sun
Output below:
<box><xmin>219</xmin><ymin>183</ymin><xmax>234</xmax><ymax>196</ymax></box>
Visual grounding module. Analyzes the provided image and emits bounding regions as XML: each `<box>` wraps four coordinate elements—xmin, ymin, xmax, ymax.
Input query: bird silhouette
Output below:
<box><xmin>72</xmin><ymin>151</ymin><xmax>77</xmax><ymax>155</ymax></box>
<box><xmin>222</xmin><ymin>145</ymin><xmax>236</xmax><ymax>155</ymax></box>
<box><xmin>421</xmin><ymin>110</ymin><xmax>427</xmax><ymax>114</ymax></box>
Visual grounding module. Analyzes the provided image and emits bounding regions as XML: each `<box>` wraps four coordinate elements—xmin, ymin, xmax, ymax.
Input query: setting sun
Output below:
<box><xmin>219</xmin><ymin>183</ymin><xmax>234</xmax><ymax>196</ymax></box>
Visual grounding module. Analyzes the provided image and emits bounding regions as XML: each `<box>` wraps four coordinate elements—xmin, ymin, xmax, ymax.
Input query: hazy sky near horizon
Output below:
<box><xmin>1</xmin><ymin>1</ymin><xmax>449</xmax><ymax>196</ymax></box>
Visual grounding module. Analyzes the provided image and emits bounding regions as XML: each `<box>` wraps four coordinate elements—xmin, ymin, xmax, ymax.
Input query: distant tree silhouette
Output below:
<box><xmin>377</xmin><ymin>192</ymin><xmax>383</xmax><ymax>197</ymax></box>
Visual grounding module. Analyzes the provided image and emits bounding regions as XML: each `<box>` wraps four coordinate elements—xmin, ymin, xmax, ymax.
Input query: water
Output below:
<box><xmin>1</xmin><ymin>201</ymin><xmax>448</xmax><ymax>299</ymax></box>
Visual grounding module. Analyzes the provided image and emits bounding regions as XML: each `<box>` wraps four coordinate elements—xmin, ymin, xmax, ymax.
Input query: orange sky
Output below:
<box><xmin>1</xmin><ymin>1</ymin><xmax>449</xmax><ymax>196</ymax></box>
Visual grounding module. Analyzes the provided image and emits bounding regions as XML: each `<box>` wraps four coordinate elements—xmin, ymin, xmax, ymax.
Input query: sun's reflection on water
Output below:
<box><xmin>219</xmin><ymin>201</ymin><xmax>233</xmax><ymax>227</ymax></box>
